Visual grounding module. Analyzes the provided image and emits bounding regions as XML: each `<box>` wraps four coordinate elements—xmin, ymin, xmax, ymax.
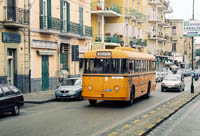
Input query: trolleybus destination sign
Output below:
<box><xmin>184</xmin><ymin>20</ymin><xmax>200</xmax><ymax>37</ymax></box>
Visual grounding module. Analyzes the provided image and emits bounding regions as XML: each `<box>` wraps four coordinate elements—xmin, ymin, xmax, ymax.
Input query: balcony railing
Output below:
<box><xmin>4</xmin><ymin>6</ymin><xmax>29</xmax><ymax>25</ymax></box>
<box><xmin>40</xmin><ymin>16</ymin><xmax>92</xmax><ymax>37</ymax></box>
<box><xmin>40</xmin><ymin>16</ymin><xmax>61</xmax><ymax>31</ymax></box>
<box><xmin>125</xmin><ymin>8</ymin><xmax>136</xmax><ymax>18</ymax></box>
<box><xmin>91</xmin><ymin>2</ymin><xmax>121</xmax><ymax>14</ymax></box>
<box><xmin>95</xmin><ymin>34</ymin><xmax>121</xmax><ymax>44</ymax></box>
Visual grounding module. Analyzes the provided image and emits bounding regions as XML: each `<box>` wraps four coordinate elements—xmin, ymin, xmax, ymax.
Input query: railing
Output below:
<box><xmin>84</xmin><ymin>26</ymin><xmax>92</xmax><ymax>37</ymax></box>
<box><xmin>149</xmin><ymin>14</ymin><xmax>161</xmax><ymax>21</ymax></box>
<box><xmin>40</xmin><ymin>16</ymin><xmax>61</xmax><ymax>31</ymax></box>
<box><xmin>4</xmin><ymin>6</ymin><xmax>29</xmax><ymax>25</ymax></box>
<box><xmin>125</xmin><ymin>8</ymin><xmax>136</xmax><ymax>18</ymax></box>
<box><xmin>40</xmin><ymin>16</ymin><xmax>92</xmax><ymax>37</ymax></box>
<box><xmin>95</xmin><ymin>34</ymin><xmax>121</xmax><ymax>44</ymax></box>
<box><xmin>91</xmin><ymin>2</ymin><xmax>121</xmax><ymax>14</ymax></box>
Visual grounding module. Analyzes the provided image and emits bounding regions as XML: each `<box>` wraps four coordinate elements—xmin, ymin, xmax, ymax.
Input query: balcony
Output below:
<box><xmin>148</xmin><ymin>15</ymin><xmax>162</xmax><ymax>23</ymax></box>
<box><xmin>136</xmin><ymin>12</ymin><xmax>146</xmax><ymax>23</ymax></box>
<box><xmin>149</xmin><ymin>0</ymin><xmax>162</xmax><ymax>5</ymax></box>
<box><xmin>125</xmin><ymin>8</ymin><xmax>137</xmax><ymax>20</ymax></box>
<box><xmin>40</xmin><ymin>16</ymin><xmax>92</xmax><ymax>39</ymax></box>
<box><xmin>157</xmin><ymin>0</ymin><xmax>169</xmax><ymax>10</ymax></box>
<box><xmin>130</xmin><ymin>38</ymin><xmax>147</xmax><ymax>47</ymax></box>
<box><xmin>164</xmin><ymin>6</ymin><xmax>173</xmax><ymax>13</ymax></box>
<box><xmin>91</xmin><ymin>2</ymin><xmax>121</xmax><ymax>17</ymax></box>
<box><xmin>3</xmin><ymin>6</ymin><xmax>29</xmax><ymax>28</ymax></box>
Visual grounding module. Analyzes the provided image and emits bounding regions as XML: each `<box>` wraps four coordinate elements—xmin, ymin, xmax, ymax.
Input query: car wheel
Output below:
<box><xmin>89</xmin><ymin>100</ymin><xmax>97</xmax><ymax>106</ymax></box>
<box><xmin>12</xmin><ymin>105</ymin><xmax>20</xmax><ymax>116</ymax></box>
<box><xmin>161</xmin><ymin>87</ymin><xmax>164</xmax><ymax>92</ymax></box>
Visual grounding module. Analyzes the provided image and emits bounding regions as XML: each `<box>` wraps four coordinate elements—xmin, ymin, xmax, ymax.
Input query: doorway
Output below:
<box><xmin>7</xmin><ymin>49</ymin><xmax>16</xmax><ymax>85</ymax></box>
<box><xmin>42</xmin><ymin>55</ymin><xmax>49</xmax><ymax>90</ymax></box>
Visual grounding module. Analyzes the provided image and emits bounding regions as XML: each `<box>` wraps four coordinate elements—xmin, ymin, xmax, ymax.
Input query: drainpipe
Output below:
<box><xmin>28</xmin><ymin>0</ymin><xmax>31</xmax><ymax>93</ymax></box>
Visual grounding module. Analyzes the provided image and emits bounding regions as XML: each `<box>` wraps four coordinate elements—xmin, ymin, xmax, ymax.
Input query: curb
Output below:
<box><xmin>24</xmin><ymin>98</ymin><xmax>56</xmax><ymax>104</ymax></box>
<box><xmin>103</xmin><ymin>89</ymin><xmax>200</xmax><ymax>136</ymax></box>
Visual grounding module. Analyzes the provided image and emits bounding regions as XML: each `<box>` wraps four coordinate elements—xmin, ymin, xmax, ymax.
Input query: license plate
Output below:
<box><xmin>105</xmin><ymin>89</ymin><xmax>112</xmax><ymax>92</ymax></box>
<box><xmin>62</xmin><ymin>94</ymin><xmax>68</xmax><ymax>96</ymax></box>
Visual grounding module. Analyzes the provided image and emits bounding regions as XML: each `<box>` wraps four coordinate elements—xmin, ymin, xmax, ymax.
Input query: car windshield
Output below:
<box><xmin>61</xmin><ymin>79</ymin><xmax>81</xmax><ymax>86</ymax></box>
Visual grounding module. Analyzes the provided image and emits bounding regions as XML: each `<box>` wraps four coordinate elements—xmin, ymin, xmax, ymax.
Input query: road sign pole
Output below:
<box><xmin>191</xmin><ymin>0</ymin><xmax>195</xmax><ymax>94</ymax></box>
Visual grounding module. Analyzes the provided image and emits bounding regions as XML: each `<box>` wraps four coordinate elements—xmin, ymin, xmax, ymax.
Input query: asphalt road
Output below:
<box><xmin>0</xmin><ymin>76</ymin><xmax>199</xmax><ymax>136</ymax></box>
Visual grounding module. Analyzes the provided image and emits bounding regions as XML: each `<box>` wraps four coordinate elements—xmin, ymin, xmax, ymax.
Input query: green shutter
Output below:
<box><xmin>40</xmin><ymin>0</ymin><xmax>43</xmax><ymax>29</ymax></box>
<box><xmin>79</xmin><ymin>7</ymin><xmax>83</xmax><ymax>36</ymax></box>
<box><xmin>67</xmin><ymin>2</ymin><xmax>70</xmax><ymax>32</ymax></box>
<box><xmin>60</xmin><ymin>0</ymin><xmax>63</xmax><ymax>30</ymax></box>
<box><xmin>47</xmin><ymin>0</ymin><xmax>51</xmax><ymax>29</ymax></box>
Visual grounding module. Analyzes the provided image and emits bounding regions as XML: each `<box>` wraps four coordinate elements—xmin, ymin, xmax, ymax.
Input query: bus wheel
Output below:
<box><xmin>145</xmin><ymin>82</ymin><xmax>151</xmax><ymax>99</ymax></box>
<box><xmin>127</xmin><ymin>88</ymin><xmax>134</xmax><ymax>106</ymax></box>
<box><xmin>89</xmin><ymin>100</ymin><xmax>97</xmax><ymax>106</ymax></box>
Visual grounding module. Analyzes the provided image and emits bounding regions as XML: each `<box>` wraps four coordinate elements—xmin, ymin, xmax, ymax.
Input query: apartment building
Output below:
<box><xmin>143</xmin><ymin>0</ymin><xmax>173</xmax><ymax>70</ymax></box>
<box><xmin>165</xmin><ymin>19</ymin><xmax>192</xmax><ymax>66</ymax></box>
<box><xmin>91</xmin><ymin>0</ymin><xmax>147</xmax><ymax>50</ymax></box>
<box><xmin>30</xmin><ymin>0</ymin><xmax>92</xmax><ymax>91</ymax></box>
<box><xmin>0</xmin><ymin>0</ymin><xmax>30</xmax><ymax>92</ymax></box>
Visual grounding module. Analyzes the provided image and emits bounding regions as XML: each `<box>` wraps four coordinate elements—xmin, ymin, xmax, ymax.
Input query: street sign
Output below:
<box><xmin>184</xmin><ymin>20</ymin><xmax>200</xmax><ymax>37</ymax></box>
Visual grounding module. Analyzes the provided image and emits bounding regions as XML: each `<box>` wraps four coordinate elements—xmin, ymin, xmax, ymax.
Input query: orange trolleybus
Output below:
<box><xmin>82</xmin><ymin>47</ymin><xmax>156</xmax><ymax>106</ymax></box>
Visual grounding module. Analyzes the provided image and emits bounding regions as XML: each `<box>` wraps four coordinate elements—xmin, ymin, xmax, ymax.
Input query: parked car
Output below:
<box><xmin>183</xmin><ymin>69</ymin><xmax>191</xmax><ymax>77</ymax></box>
<box><xmin>0</xmin><ymin>85</ymin><xmax>24</xmax><ymax>116</ymax></box>
<box><xmin>160</xmin><ymin>71</ymin><xmax>168</xmax><ymax>81</ymax></box>
<box><xmin>161</xmin><ymin>74</ymin><xmax>185</xmax><ymax>92</ymax></box>
<box><xmin>55</xmin><ymin>77</ymin><xmax>82</xmax><ymax>100</ymax></box>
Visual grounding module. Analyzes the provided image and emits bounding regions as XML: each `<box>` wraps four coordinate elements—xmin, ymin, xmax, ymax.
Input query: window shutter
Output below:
<box><xmin>60</xmin><ymin>0</ymin><xmax>63</xmax><ymax>30</ymax></box>
<box><xmin>40</xmin><ymin>0</ymin><xmax>43</xmax><ymax>29</ymax></box>
<box><xmin>67</xmin><ymin>2</ymin><xmax>70</xmax><ymax>32</ymax></box>
<box><xmin>47</xmin><ymin>0</ymin><xmax>51</xmax><ymax>28</ymax></box>
<box><xmin>79</xmin><ymin>7</ymin><xmax>83</xmax><ymax>36</ymax></box>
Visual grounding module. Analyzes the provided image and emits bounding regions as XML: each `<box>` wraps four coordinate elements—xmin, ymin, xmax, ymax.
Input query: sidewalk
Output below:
<box><xmin>148</xmin><ymin>92</ymin><xmax>200</xmax><ymax>136</ymax></box>
<box><xmin>23</xmin><ymin>90</ymin><xmax>56</xmax><ymax>104</ymax></box>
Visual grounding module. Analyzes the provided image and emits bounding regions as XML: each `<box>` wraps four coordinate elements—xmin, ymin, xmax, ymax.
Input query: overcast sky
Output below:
<box><xmin>167</xmin><ymin>0</ymin><xmax>200</xmax><ymax>20</ymax></box>
<box><xmin>167</xmin><ymin>0</ymin><xmax>200</xmax><ymax>43</ymax></box>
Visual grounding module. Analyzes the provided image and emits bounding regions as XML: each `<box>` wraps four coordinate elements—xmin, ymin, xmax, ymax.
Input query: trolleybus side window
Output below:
<box><xmin>152</xmin><ymin>61</ymin><xmax>156</xmax><ymax>71</ymax></box>
<box><xmin>129</xmin><ymin>60</ymin><xmax>135</xmax><ymax>73</ymax></box>
<box><xmin>121</xmin><ymin>59</ymin><xmax>128</xmax><ymax>74</ymax></box>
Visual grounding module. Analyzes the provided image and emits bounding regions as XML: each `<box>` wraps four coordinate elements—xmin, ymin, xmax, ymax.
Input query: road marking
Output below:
<box><xmin>136</xmin><ymin>130</ymin><xmax>146</xmax><ymax>136</ymax></box>
<box><xmin>156</xmin><ymin>118</ymin><xmax>162</xmax><ymax>123</ymax></box>
<box><xmin>147</xmin><ymin>124</ymin><xmax>155</xmax><ymax>129</ymax></box>
<box><xmin>133</xmin><ymin>120</ymin><xmax>141</xmax><ymax>124</ymax></box>
<box><xmin>121</xmin><ymin>124</ymin><xmax>131</xmax><ymax>130</ymax></box>
<box><xmin>107</xmin><ymin>132</ymin><xmax>119</xmax><ymax>136</ymax></box>
<box><xmin>149</xmin><ymin>110</ymin><xmax>156</xmax><ymax>114</ymax></box>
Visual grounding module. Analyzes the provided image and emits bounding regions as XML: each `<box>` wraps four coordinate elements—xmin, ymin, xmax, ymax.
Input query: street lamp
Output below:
<box><xmin>191</xmin><ymin>0</ymin><xmax>195</xmax><ymax>93</ymax></box>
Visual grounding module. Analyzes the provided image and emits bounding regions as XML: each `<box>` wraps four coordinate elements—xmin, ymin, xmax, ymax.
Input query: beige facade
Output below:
<box><xmin>165</xmin><ymin>19</ymin><xmax>192</xmax><ymax>65</ymax></box>
<box><xmin>91</xmin><ymin>0</ymin><xmax>147</xmax><ymax>51</ymax></box>
<box><xmin>0</xmin><ymin>0</ymin><xmax>30</xmax><ymax>92</ymax></box>
<box><xmin>143</xmin><ymin>0</ymin><xmax>173</xmax><ymax>70</ymax></box>
<box><xmin>30</xmin><ymin>0</ymin><xmax>92</xmax><ymax>91</ymax></box>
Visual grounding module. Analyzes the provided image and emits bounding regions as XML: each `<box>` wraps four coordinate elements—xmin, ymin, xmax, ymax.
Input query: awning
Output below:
<box><xmin>37</xmin><ymin>50</ymin><xmax>56</xmax><ymax>56</ymax></box>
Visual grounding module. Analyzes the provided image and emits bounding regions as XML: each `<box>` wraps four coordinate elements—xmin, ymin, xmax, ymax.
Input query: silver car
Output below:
<box><xmin>55</xmin><ymin>78</ymin><xmax>82</xmax><ymax>100</ymax></box>
<box><xmin>161</xmin><ymin>74</ymin><xmax>185</xmax><ymax>92</ymax></box>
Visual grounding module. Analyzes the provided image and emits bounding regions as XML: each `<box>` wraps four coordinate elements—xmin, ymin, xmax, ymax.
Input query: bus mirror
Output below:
<box><xmin>120</xmin><ymin>41</ymin><xmax>124</xmax><ymax>47</ymax></box>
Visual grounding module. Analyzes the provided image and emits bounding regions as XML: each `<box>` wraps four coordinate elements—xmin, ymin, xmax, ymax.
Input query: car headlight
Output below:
<box><xmin>88</xmin><ymin>86</ymin><xmax>92</xmax><ymax>91</ymax></box>
<box><xmin>114</xmin><ymin>86</ymin><xmax>119</xmax><ymax>91</ymax></box>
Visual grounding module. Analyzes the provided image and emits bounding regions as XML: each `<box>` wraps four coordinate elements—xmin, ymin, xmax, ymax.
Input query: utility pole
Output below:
<box><xmin>191</xmin><ymin>0</ymin><xmax>195</xmax><ymax>93</ymax></box>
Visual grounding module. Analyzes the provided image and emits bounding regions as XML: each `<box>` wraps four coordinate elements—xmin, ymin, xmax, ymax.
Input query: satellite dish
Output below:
<box><xmin>56</xmin><ymin>70</ymin><xmax>68</xmax><ymax>83</ymax></box>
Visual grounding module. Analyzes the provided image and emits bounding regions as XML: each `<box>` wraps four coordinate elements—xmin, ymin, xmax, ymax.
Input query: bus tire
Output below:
<box><xmin>127</xmin><ymin>87</ymin><xmax>135</xmax><ymax>106</ymax></box>
<box><xmin>89</xmin><ymin>100</ymin><xmax>97</xmax><ymax>106</ymax></box>
<box><xmin>145</xmin><ymin>82</ymin><xmax>151</xmax><ymax>99</ymax></box>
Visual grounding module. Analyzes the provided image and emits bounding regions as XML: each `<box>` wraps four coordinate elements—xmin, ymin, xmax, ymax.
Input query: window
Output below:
<box><xmin>0</xmin><ymin>88</ymin><xmax>3</xmax><ymax>97</ymax></box>
<box><xmin>172</xmin><ymin>26</ymin><xmax>176</xmax><ymax>35</ymax></box>
<box><xmin>147</xmin><ymin>60</ymin><xmax>150</xmax><ymax>72</ymax></box>
<box><xmin>2</xmin><ymin>87</ymin><xmax>12</xmax><ymax>96</ymax></box>
<box><xmin>172</xmin><ymin>43</ymin><xmax>176</xmax><ymax>52</ymax></box>
<box><xmin>152</xmin><ymin>61</ymin><xmax>156</xmax><ymax>71</ymax></box>
<box><xmin>129</xmin><ymin>60</ymin><xmax>135</xmax><ymax>73</ymax></box>
<box><xmin>84</xmin><ymin>59</ymin><xmax>127</xmax><ymax>74</ymax></box>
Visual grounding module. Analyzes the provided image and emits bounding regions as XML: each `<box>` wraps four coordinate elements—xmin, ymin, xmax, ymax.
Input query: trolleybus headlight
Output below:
<box><xmin>88</xmin><ymin>86</ymin><xmax>92</xmax><ymax>91</ymax></box>
<box><xmin>114</xmin><ymin>86</ymin><xmax>119</xmax><ymax>91</ymax></box>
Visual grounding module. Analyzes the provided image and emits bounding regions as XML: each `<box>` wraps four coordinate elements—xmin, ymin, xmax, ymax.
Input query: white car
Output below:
<box><xmin>161</xmin><ymin>74</ymin><xmax>185</xmax><ymax>92</ymax></box>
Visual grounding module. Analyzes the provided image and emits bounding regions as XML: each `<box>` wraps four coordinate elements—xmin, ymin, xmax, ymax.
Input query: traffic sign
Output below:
<box><xmin>184</xmin><ymin>20</ymin><xmax>200</xmax><ymax>37</ymax></box>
